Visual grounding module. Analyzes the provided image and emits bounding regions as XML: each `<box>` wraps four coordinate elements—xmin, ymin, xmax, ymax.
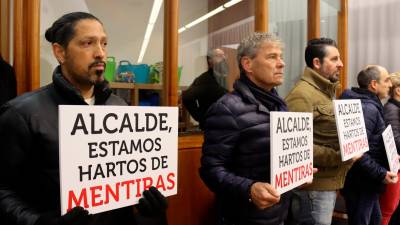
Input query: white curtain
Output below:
<box><xmin>348</xmin><ymin>0</ymin><xmax>400</xmax><ymax>88</ymax></box>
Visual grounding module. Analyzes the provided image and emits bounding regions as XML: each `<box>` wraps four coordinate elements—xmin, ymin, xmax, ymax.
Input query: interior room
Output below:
<box><xmin>1</xmin><ymin>0</ymin><xmax>400</xmax><ymax>224</ymax></box>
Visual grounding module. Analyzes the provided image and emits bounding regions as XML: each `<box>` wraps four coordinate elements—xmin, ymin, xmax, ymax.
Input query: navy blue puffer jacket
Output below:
<box><xmin>200</xmin><ymin>78</ymin><xmax>291</xmax><ymax>225</ymax></box>
<box><xmin>340</xmin><ymin>88</ymin><xmax>388</xmax><ymax>193</ymax></box>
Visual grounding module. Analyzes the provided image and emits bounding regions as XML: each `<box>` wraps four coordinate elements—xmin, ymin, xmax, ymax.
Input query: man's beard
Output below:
<box><xmin>213</xmin><ymin>60</ymin><xmax>229</xmax><ymax>89</ymax></box>
<box><xmin>89</xmin><ymin>60</ymin><xmax>106</xmax><ymax>84</ymax></box>
<box><xmin>329</xmin><ymin>72</ymin><xmax>340</xmax><ymax>83</ymax></box>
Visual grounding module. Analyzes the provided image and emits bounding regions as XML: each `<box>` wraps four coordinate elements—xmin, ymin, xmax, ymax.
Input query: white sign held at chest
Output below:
<box><xmin>270</xmin><ymin>112</ymin><xmax>313</xmax><ymax>194</ymax></box>
<box><xmin>333</xmin><ymin>99</ymin><xmax>369</xmax><ymax>161</ymax></box>
<box><xmin>59</xmin><ymin>105</ymin><xmax>178</xmax><ymax>215</ymax></box>
<box><xmin>382</xmin><ymin>125</ymin><xmax>400</xmax><ymax>173</ymax></box>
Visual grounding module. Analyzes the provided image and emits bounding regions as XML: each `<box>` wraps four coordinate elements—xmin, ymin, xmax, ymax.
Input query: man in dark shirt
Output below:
<box><xmin>0</xmin><ymin>12</ymin><xmax>167</xmax><ymax>225</ymax></box>
<box><xmin>182</xmin><ymin>48</ymin><xmax>228</xmax><ymax>130</ymax></box>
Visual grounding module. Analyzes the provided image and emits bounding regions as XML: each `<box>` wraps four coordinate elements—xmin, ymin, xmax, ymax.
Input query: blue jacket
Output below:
<box><xmin>340</xmin><ymin>88</ymin><xmax>388</xmax><ymax>193</ymax></box>
<box><xmin>200</xmin><ymin>77</ymin><xmax>291</xmax><ymax>225</ymax></box>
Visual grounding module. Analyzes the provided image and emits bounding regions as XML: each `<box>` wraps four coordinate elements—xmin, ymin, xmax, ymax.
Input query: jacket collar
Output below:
<box><xmin>341</xmin><ymin>87</ymin><xmax>384</xmax><ymax>116</ymax></box>
<box><xmin>52</xmin><ymin>66</ymin><xmax>112</xmax><ymax>105</ymax></box>
<box><xmin>234</xmin><ymin>75</ymin><xmax>286</xmax><ymax>113</ymax></box>
<box><xmin>233</xmin><ymin>79</ymin><xmax>269</xmax><ymax>113</ymax></box>
<box><xmin>301</xmin><ymin>67</ymin><xmax>339</xmax><ymax>98</ymax></box>
<box><xmin>388</xmin><ymin>98</ymin><xmax>400</xmax><ymax>108</ymax></box>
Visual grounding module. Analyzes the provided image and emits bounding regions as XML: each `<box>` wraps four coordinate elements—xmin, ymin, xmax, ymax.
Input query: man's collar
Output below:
<box><xmin>301</xmin><ymin>67</ymin><xmax>339</xmax><ymax>97</ymax></box>
<box><xmin>52</xmin><ymin>66</ymin><xmax>111</xmax><ymax>104</ymax></box>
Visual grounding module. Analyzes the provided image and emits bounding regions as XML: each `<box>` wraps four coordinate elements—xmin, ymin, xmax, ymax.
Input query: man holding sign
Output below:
<box><xmin>0</xmin><ymin>12</ymin><xmax>167</xmax><ymax>225</ymax></box>
<box><xmin>285</xmin><ymin>38</ymin><xmax>359</xmax><ymax>225</ymax></box>
<box><xmin>200</xmin><ymin>33</ymin><xmax>291</xmax><ymax>225</ymax></box>
<box><xmin>340</xmin><ymin>65</ymin><xmax>397</xmax><ymax>225</ymax></box>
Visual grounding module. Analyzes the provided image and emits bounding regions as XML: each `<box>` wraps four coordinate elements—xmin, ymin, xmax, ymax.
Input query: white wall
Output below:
<box><xmin>40</xmin><ymin>0</ymin><xmax>89</xmax><ymax>86</ymax></box>
<box><xmin>348</xmin><ymin>0</ymin><xmax>400</xmax><ymax>88</ymax></box>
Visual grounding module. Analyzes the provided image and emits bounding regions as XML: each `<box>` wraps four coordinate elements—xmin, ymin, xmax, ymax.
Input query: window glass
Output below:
<box><xmin>268</xmin><ymin>0</ymin><xmax>308</xmax><ymax>98</ymax></box>
<box><xmin>320</xmin><ymin>0</ymin><xmax>340</xmax><ymax>41</ymax></box>
<box><xmin>178</xmin><ymin>0</ymin><xmax>255</xmax><ymax>132</ymax></box>
<box><xmin>40</xmin><ymin>0</ymin><xmax>164</xmax><ymax>106</ymax></box>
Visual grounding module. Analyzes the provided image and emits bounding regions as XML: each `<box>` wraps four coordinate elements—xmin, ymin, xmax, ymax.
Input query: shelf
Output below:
<box><xmin>109</xmin><ymin>82</ymin><xmax>162</xmax><ymax>90</ymax></box>
<box><xmin>109</xmin><ymin>82</ymin><xmax>163</xmax><ymax>106</ymax></box>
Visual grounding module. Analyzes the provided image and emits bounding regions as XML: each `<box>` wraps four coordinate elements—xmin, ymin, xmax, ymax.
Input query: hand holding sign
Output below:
<box><xmin>383</xmin><ymin>171</ymin><xmax>398</xmax><ymax>184</ymax></box>
<box><xmin>35</xmin><ymin>207</ymin><xmax>92</xmax><ymax>225</ymax></box>
<box><xmin>135</xmin><ymin>186</ymin><xmax>168</xmax><ymax>225</ymax></box>
<box><xmin>250</xmin><ymin>182</ymin><xmax>280</xmax><ymax>209</ymax></box>
<box><xmin>137</xmin><ymin>186</ymin><xmax>168</xmax><ymax>216</ymax></box>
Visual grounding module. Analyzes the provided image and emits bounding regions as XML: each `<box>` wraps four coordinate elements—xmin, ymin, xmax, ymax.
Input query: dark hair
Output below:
<box><xmin>305</xmin><ymin>38</ymin><xmax>337</xmax><ymax>68</ymax></box>
<box><xmin>357</xmin><ymin>66</ymin><xmax>381</xmax><ymax>89</ymax></box>
<box><xmin>45</xmin><ymin>12</ymin><xmax>101</xmax><ymax>48</ymax></box>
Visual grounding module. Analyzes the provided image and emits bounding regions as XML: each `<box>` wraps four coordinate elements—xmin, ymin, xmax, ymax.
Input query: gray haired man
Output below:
<box><xmin>200</xmin><ymin>32</ymin><xmax>291</xmax><ymax>225</ymax></box>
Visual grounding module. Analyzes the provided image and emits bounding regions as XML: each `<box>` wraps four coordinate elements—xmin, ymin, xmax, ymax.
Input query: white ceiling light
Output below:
<box><xmin>137</xmin><ymin>0</ymin><xmax>163</xmax><ymax>63</ymax></box>
<box><xmin>224</xmin><ymin>0</ymin><xmax>242</xmax><ymax>8</ymax></box>
<box><xmin>185</xmin><ymin>6</ymin><xmax>224</xmax><ymax>29</ymax></box>
<box><xmin>178</xmin><ymin>27</ymin><xmax>186</xmax><ymax>33</ymax></box>
<box><xmin>179</xmin><ymin>0</ymin><xmax>242</xmax><ymax>34</ymax></box>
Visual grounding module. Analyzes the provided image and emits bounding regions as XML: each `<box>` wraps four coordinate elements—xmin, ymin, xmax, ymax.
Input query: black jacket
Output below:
<box><xmin>0</xmin><ymin>57</ymin><xmax>17</xmax><ymax>106</ymax></box>
<box><xmin>182</xmin><ymin>69</ymin><xmax>227</xmax><ymax>130</ymax></box>
<box><xmin>200</xmin><ymin>77</ymin><xmax>291</xmax><ymax>225</ymax></box>
<box><xmin>384</xmin><ymin>98</ymin><xmax>400</xmax><ymax>151</ymax></box>
<box><xmin>0</xmin><ymin>66</ymin><xmax>132</xmax><ymax>225</ymax></box>
<box><xmin>340</xmin><ymin>88</ymin><xmax>388</xmax><ymax>194</ymax></box>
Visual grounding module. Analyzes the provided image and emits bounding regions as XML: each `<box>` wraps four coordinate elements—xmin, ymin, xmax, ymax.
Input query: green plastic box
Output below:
<box><xmin>104</xmin><ymin>56</ymin><xmax>116</xmax><ymax>82</ymax></box>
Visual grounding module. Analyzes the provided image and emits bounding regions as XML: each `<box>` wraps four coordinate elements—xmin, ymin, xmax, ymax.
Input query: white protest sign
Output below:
<box><xmin>270</xmin><ymin>112</ymin><xmax>313</xmax><ymax>194</ymax></box>
<box><xmin>333</xmin><ymin>99</ymin><xmax>369</xmax><ymax>161</ymax></box>
<box><xmin>59</xmin><ymin>105</ymin><xmax>178</xmax><ymax>215</ymax></box>
<box><xmin>382</xmin><ymin>125</ymin><xmax>400</xmax><ymax>173</ymax></box>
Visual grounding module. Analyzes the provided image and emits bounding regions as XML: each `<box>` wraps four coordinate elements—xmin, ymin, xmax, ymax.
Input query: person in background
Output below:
<box><xmin>182</xmin><ymin>48</ymin><xmax>228</xmax><ymax>130</ymax></box>
<box><xmin>200</xmin><ymin>32</ymin><xmax>291</xmax><ymax>225</ymax></box>
<box><xmin>380</xmin><ymin>72</ymin><xmax>400</xmax><ymax>225</ymax></box>
<box><xmin>0</xmin><ymin>12</ymin><xmax>167</xmax><ymax>225</ymax></box>
<box><xmin>285</xmin><ymin>37</ymin><xmax>361</xmax><ymax>225</ymax></box>
<box><xmin>340</xmin><ymin>65</ymin><xmax>398</xmax><ymax>225</ymax></box>
<box><xmin>0</xmin><ymin>54</ymin><xmax>17</xmax><ymax>106</ymax></box>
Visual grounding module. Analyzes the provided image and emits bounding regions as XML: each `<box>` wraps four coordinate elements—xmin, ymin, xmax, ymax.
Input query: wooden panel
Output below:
<box><xmin>13</xmin><ymin>0</ymin><xmax>26</xmax><ymax>95</ymax></box>
<box><xmin>163</xmin><ymin>0</ymin><xmax>179</xmax><ymax>106</ymax></box>
<box><xmin>178</xmin><ymin>133</ymin><xmax>204</xmax><ymax>149</ymax></box>
<box><xmin>167</xmin><ymin>134</ymin><xmax>216</xmax><ymax>225</ymax></box>
<box><xmin>4</xmin><ymin>0</ymin><xmax>10</xmax><ymax>62</ymax></box>
<box><xmin>337</xmin><ymin>0</ymin><xmax>348</xmax><ymax>95</ymax></box>
<box><xmin>13</xmin><ymin>0</ymin><xmax>40</xmax><ymax>94</ymax></box>
<box><xmin>255</xmin><ymin>0</ymin><xmax>268</xmax><ymax>32</ymax></box>
<box><xmin>0</xmin><ymin>0</ymin><xmax>11</xmax><ymax>62</ymax></box>
<box><xmin>25</xmin><ymin>0</ymin><xmax>40</xmax><ymax>91</ymax></box>
<box><xmin>307</xmin><ymin>0</ymin><xmax>320</xmax><ymax>40</ymax></box>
